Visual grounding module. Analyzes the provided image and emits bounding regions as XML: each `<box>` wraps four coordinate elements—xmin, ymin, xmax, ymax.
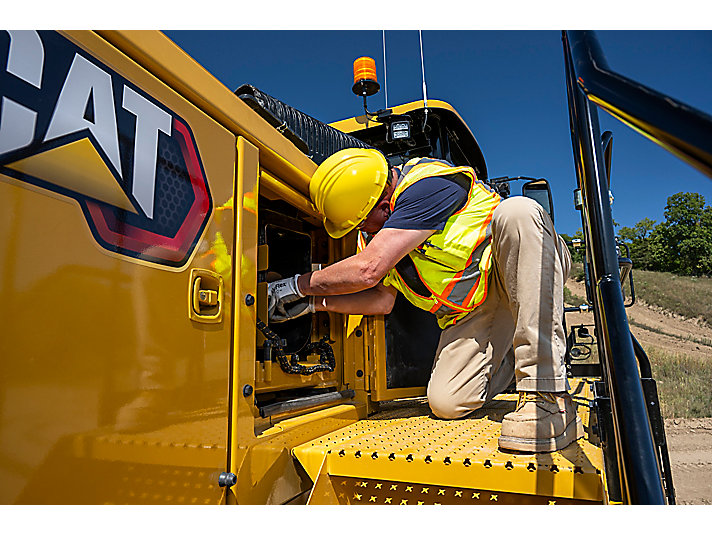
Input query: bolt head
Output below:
<box><xmin>218</xmin><ymin>472</ymin><xmax>237</xmax><ymax>487</ymax></box>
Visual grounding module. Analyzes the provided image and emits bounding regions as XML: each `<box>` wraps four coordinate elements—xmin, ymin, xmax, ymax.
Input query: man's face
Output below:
<box><xmin>357</xmin><ymin>168</ymin><xmax>397</xmax><ymax>235</ymax></box>
<box><xmin>358</xmin><ymin>200</ymin><xmax>390</xmax><ymax>235</ymax></box>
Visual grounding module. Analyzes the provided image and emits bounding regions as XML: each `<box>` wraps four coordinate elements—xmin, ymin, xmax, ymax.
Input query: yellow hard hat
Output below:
<box><xmin>309</xmin><ymin>148</ymin><xmax>389</xmax><ymax>238</ymax></box>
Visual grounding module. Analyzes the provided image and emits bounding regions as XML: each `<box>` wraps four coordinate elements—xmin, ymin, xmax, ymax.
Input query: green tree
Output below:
<box><xmin>560</xmin><ymin>229</ymin><xmax>586</xmax><ymax>264</ymax></box>
<box><xmin>618</xmin><ymin>217</ymin><xmax>657</xmax><ymax>270</ymax></box>
<box><xmin>650</xmin><ymin>192</ymin><xmax>712</xmax><ymax>276</ymax></box>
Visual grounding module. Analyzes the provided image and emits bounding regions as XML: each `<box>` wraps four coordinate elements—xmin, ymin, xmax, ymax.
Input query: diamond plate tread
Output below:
<box><xmin>294</xmin><ymin>378</ymin><xmax>604</xmax><ymax>502</ymax></box>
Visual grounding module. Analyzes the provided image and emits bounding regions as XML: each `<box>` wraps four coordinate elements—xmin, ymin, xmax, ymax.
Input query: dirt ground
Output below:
<box><xmin>566</xmin><ymin>279</ymin><xmax>712</xmax><ymax>504</ymax></box>
<box><xmin>664</xmin><ymin>418</ymin><xmax>712</xmax><ymax>504</ymax></box>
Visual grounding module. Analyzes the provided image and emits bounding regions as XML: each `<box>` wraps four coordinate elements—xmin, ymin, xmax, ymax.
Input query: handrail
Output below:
<box><xmin>568</xmin><ymin>30</ymin><xmax>712</xmax><ymax>179</ymax></box>
<box><xmin>562</xmin><ymin>31</ymin><xmax>667</xmax><ymax>504</ymax></box>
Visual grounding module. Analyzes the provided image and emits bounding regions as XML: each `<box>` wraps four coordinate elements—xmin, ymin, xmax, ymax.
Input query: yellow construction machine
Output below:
<box><xmin>4</xmin><ymin>30</ymin><xmax>704</xmax><ymax>504</ymax></box>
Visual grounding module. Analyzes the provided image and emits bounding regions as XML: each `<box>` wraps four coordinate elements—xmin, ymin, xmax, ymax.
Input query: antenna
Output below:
<box><xmin>419</xmin><ymin>30</ymin><xmax>429</xmax><ymax>131</ymax></box>
<box><xmin>382</xmin><ymin>30</ymin><xmax>389</xmax><ymax>109</ymax></box>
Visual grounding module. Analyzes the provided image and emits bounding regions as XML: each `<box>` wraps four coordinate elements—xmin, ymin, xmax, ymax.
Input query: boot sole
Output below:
<box><xmin>498</xmin><ymin>416</ymin><xmax>584</xmax><ymax>453</ymax></box>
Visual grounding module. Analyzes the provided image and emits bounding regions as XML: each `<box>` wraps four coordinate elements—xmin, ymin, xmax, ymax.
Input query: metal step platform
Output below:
<box><xmin>293</xmin><ymin>378</ymin><xmax>605</xmax><ymax>505</ymax></box>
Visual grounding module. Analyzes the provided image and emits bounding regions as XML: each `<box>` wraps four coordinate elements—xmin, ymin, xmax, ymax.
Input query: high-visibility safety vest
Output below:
<box><xmin>381</xmin><ymin>158</ymin><xmax>501</xmax><ymax>329</ymax></box>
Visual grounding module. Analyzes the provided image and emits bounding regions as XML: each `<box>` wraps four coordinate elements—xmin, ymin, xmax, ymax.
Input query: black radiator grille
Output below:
<box><xmin>235</xmin><ymin>84</ymin><xmax>374</xmax><ymax>165</ymax></box>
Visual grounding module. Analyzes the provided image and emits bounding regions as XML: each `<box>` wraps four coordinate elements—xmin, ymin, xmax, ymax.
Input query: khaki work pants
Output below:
<box><xmin>426</xmin><ymin>196</ymin><xmax>572</xmax><ymax>419</ymax></box>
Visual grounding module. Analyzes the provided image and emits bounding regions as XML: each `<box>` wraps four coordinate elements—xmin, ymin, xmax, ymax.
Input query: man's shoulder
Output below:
<box><xmin>396</xmin><ymin>173</ymin><xmax>469</xmax><ymax>199</ymax></box>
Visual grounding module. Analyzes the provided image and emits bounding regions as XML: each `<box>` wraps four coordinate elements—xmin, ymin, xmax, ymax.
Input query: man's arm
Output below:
<box><xmin>297</xmin><ymin>227</ymin><xmax>435</xmax><ymax>296</ymax></box>
<box><xmin>313</xmin><ymin>282</ymin><xmax>398</xmax><ymax>315</ymax></box>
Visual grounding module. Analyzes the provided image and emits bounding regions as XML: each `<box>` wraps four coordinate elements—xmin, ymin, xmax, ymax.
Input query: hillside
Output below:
<box><xmin>564</xmin><ymin>269</ymin><xmax>712</xmax><ymax>504</ymax></box>
<box><xmin>567</xmin><ymin>265</ymin><xmax>712</xmax><ymax>361</ymax></box>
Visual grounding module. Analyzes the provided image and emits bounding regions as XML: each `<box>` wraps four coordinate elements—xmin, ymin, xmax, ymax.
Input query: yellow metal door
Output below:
<box><xmin>0</xmin><ymin>30</ymin><xmax>236</xmax><ymax>504</ymax></box>
<box><xmin>366</xmin><ymin>299</ymin><xmax>439</xmax><ymax>402</ymax></box>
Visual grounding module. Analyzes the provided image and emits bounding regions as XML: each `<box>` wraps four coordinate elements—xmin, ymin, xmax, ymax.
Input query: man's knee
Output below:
<box><xmin>492</xmin><ymin>196</ymin><xmax>543</xmax><ymax>229</ymax></box>
<box><xmin>427</xmin><ymin>386</ymin><xmax>485</xmax><ymax>420</ymax></box>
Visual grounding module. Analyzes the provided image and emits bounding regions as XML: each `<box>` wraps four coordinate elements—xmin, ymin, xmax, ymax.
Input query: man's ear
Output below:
<box><xmin>376</xmin><ymin>199</ymin><xmax>391</xmax><ymax>217</ymax></box>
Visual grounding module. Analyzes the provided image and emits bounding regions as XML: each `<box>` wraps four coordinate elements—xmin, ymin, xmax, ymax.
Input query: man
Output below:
<box><xmin>268</xmin><ymin>148</ymin><xmax>581</xmax><ymax>453</ymax></box>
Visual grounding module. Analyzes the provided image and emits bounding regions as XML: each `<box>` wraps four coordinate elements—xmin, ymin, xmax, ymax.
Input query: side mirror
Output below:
<box><xmin>522</xmin><ymin>179</ymin><xmax>554</xmax><ymax>224</ymax></box>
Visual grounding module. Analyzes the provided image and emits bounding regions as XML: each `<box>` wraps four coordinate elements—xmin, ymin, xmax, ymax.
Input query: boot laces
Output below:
<box><xmin>516</xmin><ymin>392</ymin><xmax>558</xmax><ymax>411</ymax></box>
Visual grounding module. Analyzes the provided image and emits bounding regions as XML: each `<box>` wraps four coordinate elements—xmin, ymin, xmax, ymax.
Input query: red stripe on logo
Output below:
<box><xmin>87</xmin><ymin>117</ymin><xmax>210</xmax><ymax>265</ymax></box>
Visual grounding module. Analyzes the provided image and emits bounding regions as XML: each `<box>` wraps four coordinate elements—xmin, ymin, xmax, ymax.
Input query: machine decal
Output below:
<box><xmin>0</xmin><ymin>30</ymin><xmax>212</xmax><ymax>267</ymax></box>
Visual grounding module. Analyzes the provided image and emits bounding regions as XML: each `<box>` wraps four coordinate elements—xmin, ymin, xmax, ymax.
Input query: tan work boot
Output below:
<box><xmin>498</xmin><ymin>392</ymin><xmax>583</xmax><ymax>452</ymax></box>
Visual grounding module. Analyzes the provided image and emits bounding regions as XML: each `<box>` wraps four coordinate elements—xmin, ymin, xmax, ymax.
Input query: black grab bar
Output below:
<box><xmin>566</xmin><ymin>31</ymin><xmax>712</xmax><ymax>180</ymax></box>
<box><xmin>562</xmin><ymin>31</ymin><xmax>670</xmax><ymax>505</ymax></box>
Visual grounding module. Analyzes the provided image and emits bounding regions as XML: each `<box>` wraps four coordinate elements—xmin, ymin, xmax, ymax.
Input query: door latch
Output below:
<box><xmin>189</xmin><ymin>268</ymin><xmax>224</xmax><ymax>323</ymax></box>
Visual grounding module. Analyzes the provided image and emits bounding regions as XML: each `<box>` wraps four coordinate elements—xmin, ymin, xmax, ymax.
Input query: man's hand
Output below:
<box><xmin>268</xmin><ymin>274</ymin><xmax>304</xmax><ymax>317</ymax></box>
<box><xmin>270</xmin><ymin>297</ymin><xmax>315</xmax><ymax>323</ymax></box>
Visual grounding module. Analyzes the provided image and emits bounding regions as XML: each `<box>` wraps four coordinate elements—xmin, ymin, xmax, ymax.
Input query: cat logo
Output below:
<box><xmin>0</xmin><ymin>30</ymin><xmax>212</xmax><ymax>267</ymax></box>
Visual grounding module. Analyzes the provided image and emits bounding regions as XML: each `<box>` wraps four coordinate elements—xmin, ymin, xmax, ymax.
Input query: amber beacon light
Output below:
<box><xmin>352</xmin><ymin>56</ymin><xmax>380</xmax><ymax>97</ymax></box>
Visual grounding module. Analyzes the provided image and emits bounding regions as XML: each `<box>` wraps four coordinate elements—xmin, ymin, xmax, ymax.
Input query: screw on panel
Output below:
<box><xmin>242</xmin><ymin>384</ymin><xmax>253</xmax><ymax>397</ymax></box>
<box><xmin>505</xmin><ymin>461</ymin><xmax>514</xmax><ymax>470</ymax></box>
<box><xmin>245</xmin><ymin>294</ymin><xmax>255</xmax><ymax>306</ymax></box>
<box><xmin>424</xmin><ymin>455</ymin><xmax>432</xmax><ymax>464</ymax></box>
<box><xmin>406</xmin><ymin>454</ymin><xmax>413</xmax><ymax>462</ymax></box>
<box><xmin>463</xmin><ymin>458</ymin><xmax>471</xmax><ymax>467</ymax></box>
<box><xmin>484</xmin><ymin>460</ymin><xmax>492</xmax><ymax>468</ymax></box>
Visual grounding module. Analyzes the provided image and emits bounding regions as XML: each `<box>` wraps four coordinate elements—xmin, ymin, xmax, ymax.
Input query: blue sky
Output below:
<box><xmin>165</xmin><ymin>30</ymin><xmax>712</xmax><ymax>236</ymax></box>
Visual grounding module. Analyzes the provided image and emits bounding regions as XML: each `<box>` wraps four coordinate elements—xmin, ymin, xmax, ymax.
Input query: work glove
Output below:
<box><xmin>270</xmin><ymin>296</ymin><xmax>315</xmax><ymax>323</ymax></box>
<box><xmin>268</xmin><ymin>274</ymin><xmax>304</xmax><ymax>318</ymax></box>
